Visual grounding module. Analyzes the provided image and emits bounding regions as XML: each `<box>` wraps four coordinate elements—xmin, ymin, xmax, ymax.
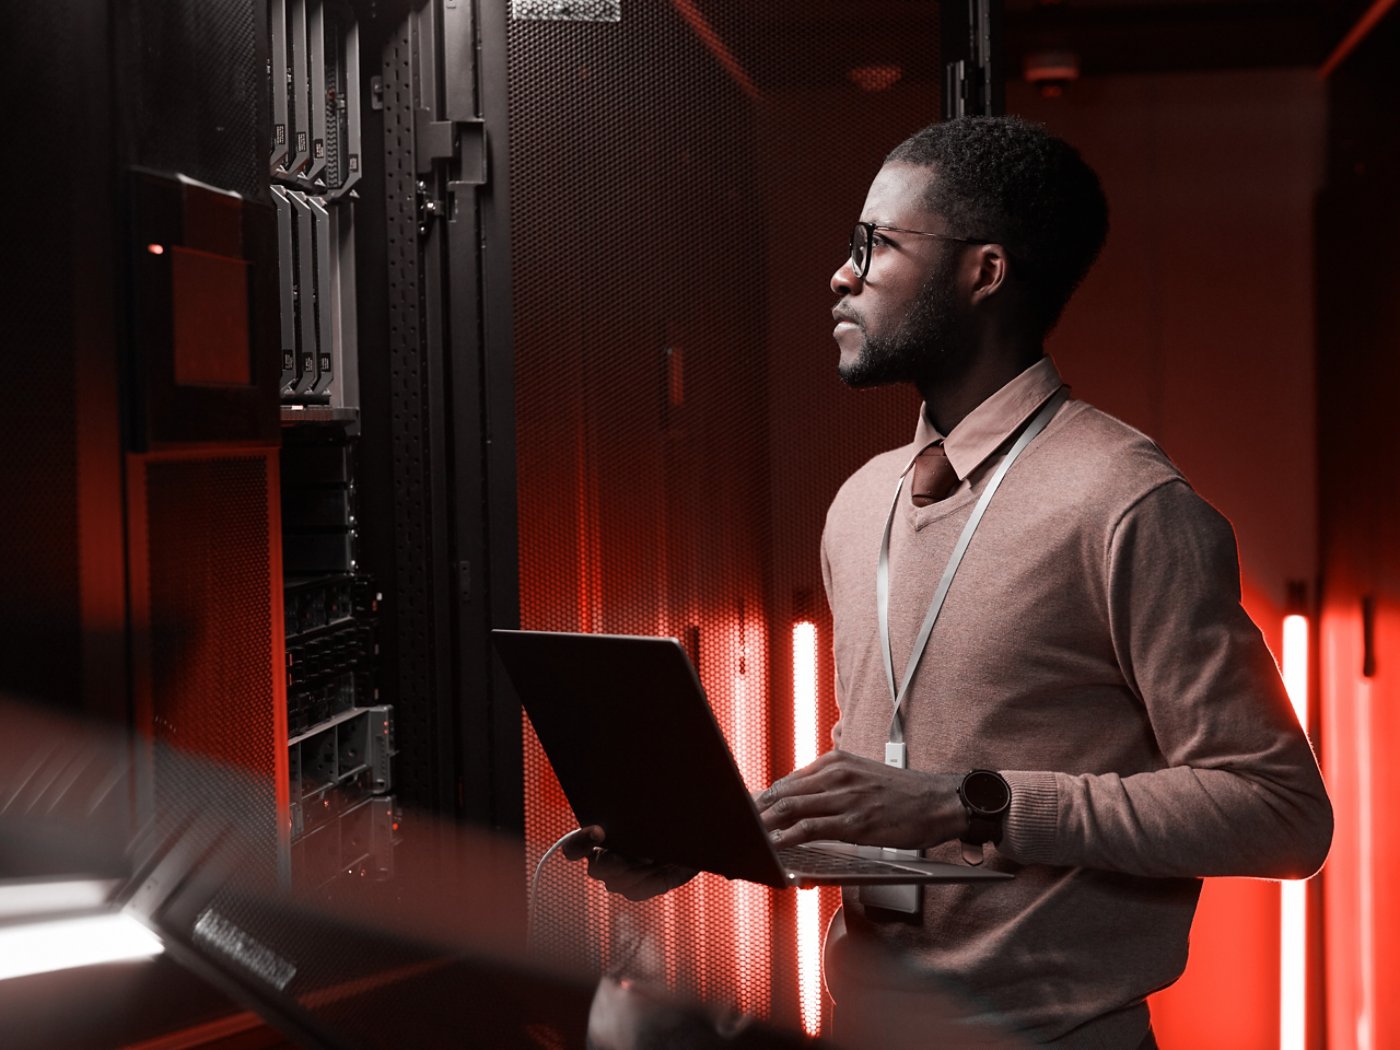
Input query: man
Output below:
<box><xmin>571</xmin><ymin>117</ymin><xmax>1332</xmax><ymax>1048</ymax></box>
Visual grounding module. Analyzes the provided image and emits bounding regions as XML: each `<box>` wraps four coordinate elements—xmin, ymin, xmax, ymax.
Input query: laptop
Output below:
<box><xmin>492</xmin><ymin>630</ymin><xmax>1012</xmax><ymax>889</ymax></box>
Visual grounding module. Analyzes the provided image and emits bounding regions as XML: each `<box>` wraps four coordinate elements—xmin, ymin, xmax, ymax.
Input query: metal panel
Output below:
<box><xmin>308</xmin><ymin>195</ymin><xmax>336</xmax><ymax>397</ymax></box>
<box><xmin>329</xmin><ymin>203</ymin><xmax>360</xmax><ymax>409</ymax></box>
<box><xmin>353</xmin><ymin>0</ymin><xmax>522</xmax><ymax>830</ymax></box>
<box><xmin>505</xmin><ymin>0</ymin><xmax>942</xmax><ymax>1025</ymax></box>
<box><xmin>273</xmin><ymin>186</ymin><xmax>300</xmax><ymax>392</ymax></box>
<box><xmin>128</xmin><ymin>451</ymin><xmax>289</xmax><ymax>873</ymax></box>
<box><xmin>327</xmin><ymin>0</ymin><xmax>363</xmax><ymax>199</ymax></box>
<box><xmin>380</xmin><ymin>12</ymin><xmax>454</xmax><ymax>811</ymax></box>
<box><xmin>271</xmin><ymin>0</ymin><xmax>292</xmax><ymax>173</ymax></box>
<box><xmin>113</xmin><ymin>0</ymin><xmax>267</xmax><ymax>199</ymax></box>
<box><xmin>124</xmin><ymin>171</ymin><xmax>281</xmax><ymax>448</ymax></box>
<box><xmin>306</xmin><ymin>0</ymin><xmax>329</xmax><ymax>187</ymax></box>
<box><xmin>288</xmin><ymin>189</ymin><xmax>320</xmax><ymax>394</ymax></box>
<box><xmin>510</xmin><ymin>0</ymin><xmax>620</xmax><ymax>23</ymax></box>
<box><xmin>480</xmin><ymin>0</ymin><xmax>525</xmax><ymax>839</ymax></box>
<box><xmin>287</xmin><ymin>0</ymin><xmax>313</xmax><ymax>178</ymax></box>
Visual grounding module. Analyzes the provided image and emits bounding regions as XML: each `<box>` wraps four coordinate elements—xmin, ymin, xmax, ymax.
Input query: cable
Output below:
<box><xmin>528</xmin><ymin>829</ymin><xmax>581</xmax><ymax>944</ymax></box>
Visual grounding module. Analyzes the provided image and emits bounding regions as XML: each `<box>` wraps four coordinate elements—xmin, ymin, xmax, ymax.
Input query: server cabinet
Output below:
<box><xmin>343</xmin><ymin>0</ymin><xmax>522</xmax><ymax>839</ymax></box>
<box><xmin>2</xmin><ymin>0</ymin><xmax>291</xmax><ymax>883</ymax></box>
<box><xmin>499</xmin><ymin>0</ymin><xmax>966</xmax><ymax>1029</ymax></box>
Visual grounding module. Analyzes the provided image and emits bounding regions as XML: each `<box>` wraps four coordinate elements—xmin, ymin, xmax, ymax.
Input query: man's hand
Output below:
<box><xmin>755</xmin><ymin>751</ymin><xmax>967</xmax><ymax>851</ymax></box>
<box><xmin>561</xmin><ymin>825</ymin><xmax>699</xmax><ymax>901</ymax></box>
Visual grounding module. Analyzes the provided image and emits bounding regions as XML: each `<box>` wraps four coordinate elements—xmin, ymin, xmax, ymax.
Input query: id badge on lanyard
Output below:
<box><xmin>858</xmin><ymin>391</ymin><xmax>1063</xmax><ymax>917</ymax></box>
<box><xmin>858</xmin><ymin>740</ymin><xmax>920</xmax><ymax>915</ymax></box>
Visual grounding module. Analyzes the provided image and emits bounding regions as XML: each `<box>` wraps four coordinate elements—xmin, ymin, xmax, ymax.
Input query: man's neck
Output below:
<box><xmin>917</xmin><ymin>344</ymin><xmax>1044</xmax><ymax>436</ymax></box>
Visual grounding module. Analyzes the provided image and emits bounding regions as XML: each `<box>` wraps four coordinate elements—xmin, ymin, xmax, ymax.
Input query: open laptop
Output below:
<box><xmin>492</xmin><ymin>630</ymin><xmax>1011</xmax><ymax>889</ymax></box>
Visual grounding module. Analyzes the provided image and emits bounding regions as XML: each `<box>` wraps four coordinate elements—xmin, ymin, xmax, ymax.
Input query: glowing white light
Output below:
<box><xmin>796</xmin><ymin>886</ymin><xmax>822</xmax><ymax>1036</ymax></box>
<box><xmin>792</xmin><ymin>620</ymin><xmax>821</xmax><ymax>1035</ymax></box>
<box><xmin>0</xmin><ymin>878</ymin><xmax>118</xmax><ymax>922</ymax></box>
<box><xmin>793</xmin><ymin>622</ymin><xmax>818</xmax><ymax>769</ymax></box>
<box><xmin>1282</xmin><ymin>615</ymin><xmax>1309</xmax><ymax>725</ymax></box>
<box><xmin>0</xmin><ymin>913</ymin><xmax>164</xmax><ymax>982</ymax></box>
<box><xmin>1281</xmin><ymin>878</ymin><xmax>1307</xmax><ymax>1050</ymax></box>
<box><xmin>1280</xmin><ymin>613</ymin><xmax>1308</xmax><ymax>1050</ymax></box>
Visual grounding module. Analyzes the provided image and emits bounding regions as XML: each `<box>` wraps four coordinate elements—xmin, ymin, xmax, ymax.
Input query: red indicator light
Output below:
<box><xmin>146</xmin><ymin>243</ymin><xmax>165</xmax><ymax>255</ymax></box>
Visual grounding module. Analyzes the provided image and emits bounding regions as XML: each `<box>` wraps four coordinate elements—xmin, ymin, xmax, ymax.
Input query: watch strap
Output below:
<box><xmin>963</xmin><ymin>812</ymin><xmax>1004</xmax><ymax>845</ymax></box>
<box><xmin>957</xmin><ymin>769</ymin><xmax>1011</xmax><ymax>857</ymax></box>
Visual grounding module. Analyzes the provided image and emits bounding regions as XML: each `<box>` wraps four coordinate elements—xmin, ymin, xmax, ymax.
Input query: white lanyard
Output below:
<box><xmin>876</xmin><ymin>390</ymin><xmax>1065</xmax><ymax>756</ymax></box>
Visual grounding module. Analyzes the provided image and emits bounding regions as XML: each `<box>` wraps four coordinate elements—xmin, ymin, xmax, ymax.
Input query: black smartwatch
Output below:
<box><xmin>958</xmin><ymin>769</ymin><xmax>1011</xmax><ymax>847</ymax></box>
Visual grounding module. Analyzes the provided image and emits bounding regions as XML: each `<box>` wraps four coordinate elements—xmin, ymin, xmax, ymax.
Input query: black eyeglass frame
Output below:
<box><xmin>848</xmin><ymin>221</ymin><xmax>990</xmax><ymax>278</ymax></box>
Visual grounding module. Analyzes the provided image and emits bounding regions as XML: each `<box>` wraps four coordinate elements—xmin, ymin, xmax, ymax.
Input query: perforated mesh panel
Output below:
<box><xmin>145</xmin><ymin>455</ymin><xmax>282</xmax><ymax>855</ymax></box>
<box><xmin>115</xmin><ymin>0</ymin><xmax>266</xmax><ymax>198</ymax></box>
<box><xmin>382</xmin><ymin>21</ymin><xmax>439</xmax><ymax>806</ymax></box>
<box><xmin>509</xmin><ymin>0</ymin><xmax>939</xmax><ymax>1027</ymax></box>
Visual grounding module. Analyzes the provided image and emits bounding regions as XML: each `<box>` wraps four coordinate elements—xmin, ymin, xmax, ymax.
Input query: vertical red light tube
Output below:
<box><xmin>731</xmin><ymin>626</ymin><xmax>771</xmax><ymax>1015</ymax></box>
<box><xmin>1280</xmin><ymin>613</ymin><xmax>1309</xmax><ymax>1050</ymax></box>
<box><xmin>792</xmin><ymin>620</ymin><xmax>821</xmax><ymax>1036</ymax></box>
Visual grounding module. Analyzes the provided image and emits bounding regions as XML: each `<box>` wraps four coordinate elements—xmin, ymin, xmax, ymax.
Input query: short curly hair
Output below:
<box><xmin>885</xmin><ymin>116</ymin><xmax>1108</xmax><ymax>336</ymax></box>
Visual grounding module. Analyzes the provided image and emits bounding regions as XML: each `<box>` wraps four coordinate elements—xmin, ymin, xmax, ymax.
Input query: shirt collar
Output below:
<box><xmin>908</xmin><ymin>356</ymin><xmax>1066</xmax><ymax>480</ymax></box>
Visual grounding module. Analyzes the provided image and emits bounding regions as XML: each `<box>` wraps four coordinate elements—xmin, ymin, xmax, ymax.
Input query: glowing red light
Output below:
<box><xmin>146</xmin><ymin>243</ymin><xmax>165</xmax><ymax>255</ymax></box>
<box><xmin>847</xmin><ymin>65</ymin><xmax>903</xmax><ymax>92</ymax></box>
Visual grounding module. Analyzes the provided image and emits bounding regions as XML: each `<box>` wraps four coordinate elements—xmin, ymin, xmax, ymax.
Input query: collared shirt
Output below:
<box><xmin>901</xmin><ymin>354</ymin><xmax>1065</xmax><ymax>492</ymax></box>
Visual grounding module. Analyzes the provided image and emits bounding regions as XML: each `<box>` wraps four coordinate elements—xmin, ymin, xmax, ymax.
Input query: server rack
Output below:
<box><xmin>349</xmin><ymin>0</ymin><xmax>523</xmax><ymax>836</ymax></box>
<box><xmin>4</xmin><ymin>0</ymin><xmax>522</xmax><ymax>889</ymax></box>
<box><xmin>269</xmin><ymin>0</ymin><xmax>403</xmax><ymax>886</ymax></box>
<box><xmin>269</xmin><ymin>0</ymin><xmax>524</xmax><ymax>854</ymax></box>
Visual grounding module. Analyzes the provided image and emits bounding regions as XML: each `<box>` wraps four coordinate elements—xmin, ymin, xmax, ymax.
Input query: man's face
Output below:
<box><xmin>830</xmin><ymin>162</ymin><xmax>972</xmax><ymax>388</ymax></box>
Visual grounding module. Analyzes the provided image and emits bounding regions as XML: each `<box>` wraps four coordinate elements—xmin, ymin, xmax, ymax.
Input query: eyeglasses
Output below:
<box><xmin>848</xmin><ymin>221</ymin><xmax>988</xmax><ymax>279</ymax></box>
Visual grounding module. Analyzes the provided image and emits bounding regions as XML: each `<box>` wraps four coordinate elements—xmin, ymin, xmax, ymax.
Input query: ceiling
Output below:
<box><xmin>690</xmin><ymin>0</ymin><xmax>1387</xmax><ymax>92</ymax></box>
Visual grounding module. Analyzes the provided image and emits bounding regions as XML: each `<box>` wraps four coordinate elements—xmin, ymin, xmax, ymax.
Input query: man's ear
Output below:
<box><xmin>966</xmin><ymin>243</ymin><xmax>1010</xmax><ymax>305</ymax></box>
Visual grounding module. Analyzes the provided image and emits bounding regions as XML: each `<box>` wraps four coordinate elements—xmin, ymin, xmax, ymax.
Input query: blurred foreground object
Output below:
<box><xmin>0</xmin><ymin>697</ymin><xmax>855</xmax><ymax>1049</ymax></box>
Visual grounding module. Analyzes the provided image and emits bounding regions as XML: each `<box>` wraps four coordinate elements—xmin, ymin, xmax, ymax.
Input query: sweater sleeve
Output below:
<box><xmin>997</xmin><ymin>480</ymin><xmax>1333</xmax><ymax>879</ymax></box>
<box><xmin>820</xmin><ymin>529</ymin><xmax>845</xmax><ymax>749</ymax></box>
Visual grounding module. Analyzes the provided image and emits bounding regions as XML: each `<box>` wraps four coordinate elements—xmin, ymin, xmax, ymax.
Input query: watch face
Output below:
<box><xmin>963</xmin><ymin>770</ymin><xmax>1010</xmax><ymax>814</ymax></box>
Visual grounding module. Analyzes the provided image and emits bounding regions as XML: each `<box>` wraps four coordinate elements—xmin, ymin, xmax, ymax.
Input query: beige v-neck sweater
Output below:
<box><xmin>820</xmin><ymin>359</ymin><xmax>1332</xmax><ymax>1048</ymax></box>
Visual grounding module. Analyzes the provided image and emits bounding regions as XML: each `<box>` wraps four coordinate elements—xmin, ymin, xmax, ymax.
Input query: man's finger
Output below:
<box><xmin>757</xmin><ymin>759</ymin><xmax>841</xmax><ymax>810</ymax></box>
<box><xmin>758</xmin><ymin>788</ymin><xmax>847</xmax><ymax>831</ymax></box>
<box><xmin>593</xmin><ymin>859</ymin><xmax>653</xmax><ymax>894</ymax></box>
<box><xmin>561</xmin><ymin>824</ymin><xmax>605</xmax><ymax>861</ymax></box>
<box><xmin>589</xmin><ymin>849</ymin><xmax>656</xmax><ymax>882</ymax></box>
<box><xmin>768</xmin><ymin>814</ymin><xmax>855</xmax><ymax>849</ymax></box>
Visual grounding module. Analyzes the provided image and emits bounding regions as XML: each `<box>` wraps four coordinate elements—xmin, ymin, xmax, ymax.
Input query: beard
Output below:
<box><xmin>837</xmin><ymin>255</ymin><xmax>972</xmax><ymax>389</ymax></box>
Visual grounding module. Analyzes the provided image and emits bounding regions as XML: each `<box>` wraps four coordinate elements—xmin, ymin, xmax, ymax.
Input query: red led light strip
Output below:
<box><xmin>792</xmin><ymin>621</ymin><xmax>821</xmax><ymax>1036</ymax></box>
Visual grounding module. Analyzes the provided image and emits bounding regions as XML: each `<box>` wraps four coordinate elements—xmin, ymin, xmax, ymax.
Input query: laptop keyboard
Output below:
<box><xmin>778</xmin><ymin>845</ymin><xmax>918</xmax><ymax>876</ymax></box>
